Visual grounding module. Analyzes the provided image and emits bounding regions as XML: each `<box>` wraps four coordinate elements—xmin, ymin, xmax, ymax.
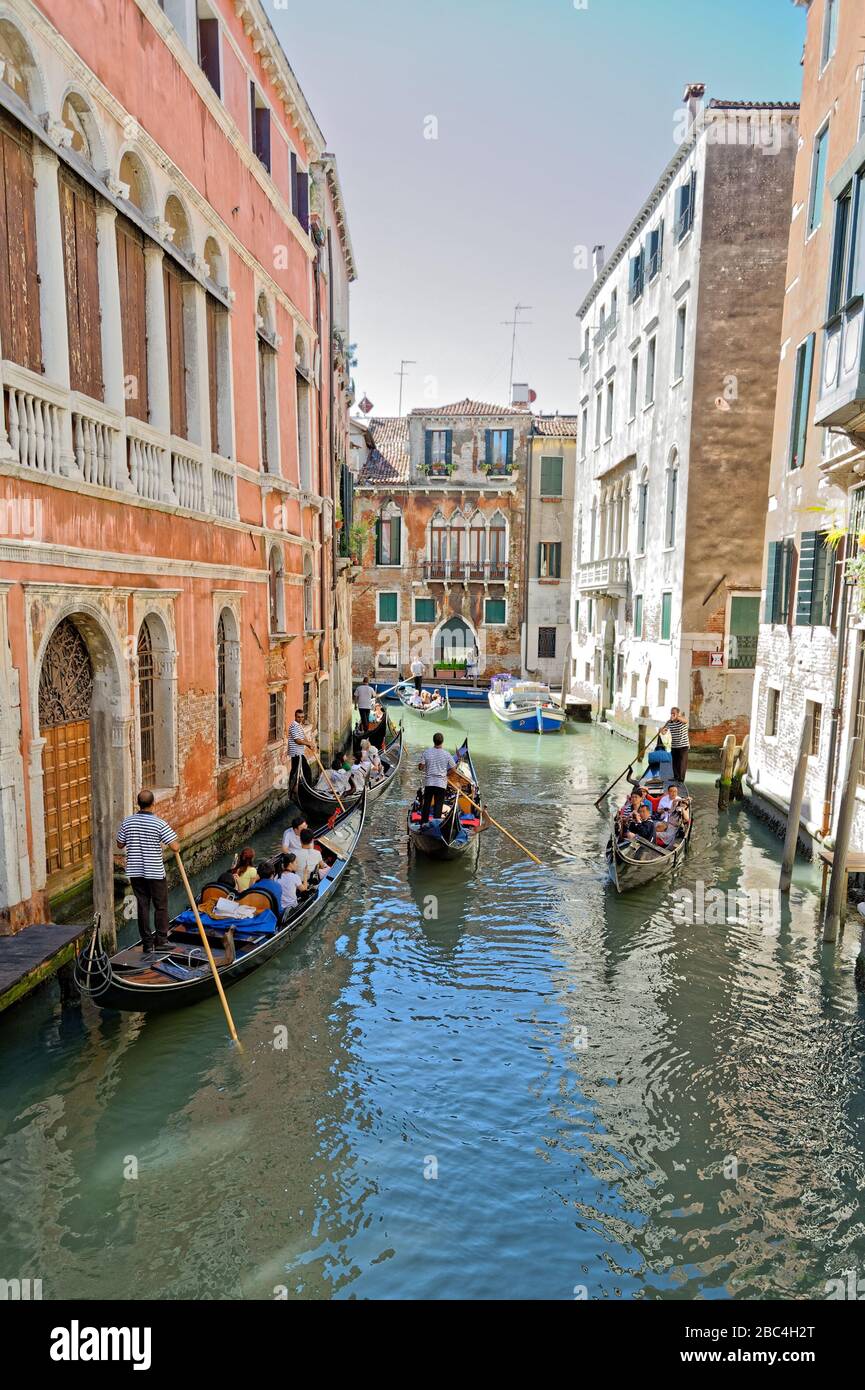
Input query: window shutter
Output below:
<box><xmin>290</xmin><ymin>151</ymin><xmax>298</xmax><ymax>214</ymax></box>
<box><xmin>393</xmin><ymin>516</ymin><xmax>402</xmax><ymax>564</ymax></box>
<box><xmin>296</xmin><ymin>171</ymin><xmax>309</xmax><ymax>232</ymax></box>
<box><xmin>163</xmin><ymin>259</ymin><xmax>188</xmax><ymax>439</ymax></box>
<box><xmin>485</xmin><ymin>429</ymin><xmax>492</xmax><ymax>466</ymax></box>
<box><xmin>206</xmin><ymin>295</ymin><xmax>221</xmax><ymax>452</ymax></box>
<box><xmin>445</xmin><ymin>430</ymin><xmax>452</xmax><ymax>466</ymax></box>
<box><xmin>781</xmin><ymin>539</ymin><xmax>796</xmax><ymax>622</ymax></box>
<box><xmin>424</xmin><ymin>431</ymin><xmax>432</xmax><ymax>468</ymax></box>
<box><xmin>537</xmin><ymin>542</ymin><xmax>543</xmax><ymax>577</ymax></box>
<box><xmin>0</xmin><ymin>116</ymin><xmax>42</xmax><ymax>375</ymax></box>
<box><xmin>764</xmin><ymin>541</ymin><xmax>780</xmax><ymax>623</ymax></box>
<box><xmin>116</xmin><ymin>216</ymin><xmax>148</xmax><ymax>421</ymax></box>
<box><xmin>796</xmin><ymin>531</ymin><xmax>818</xmax><ymax>624</ymax></box>
<box><xmin>506</xmin><ymin>430</ymin><xmax>513</xmax><ymax>468</ymax></box>
<box><xmin>374</xmin><ymin>518</ymin><xmax>382</xmax><ymax>566</ymax></box>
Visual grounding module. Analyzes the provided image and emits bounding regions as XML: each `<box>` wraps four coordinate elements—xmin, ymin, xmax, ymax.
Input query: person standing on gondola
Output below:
<box><xmin>418</xmin><ymin>732</ymin><xmax>457</xmax><ymax>826</ymax></box>
<box><xmin>659</xmin><ymin>707</ymin><xmax>690</xmax><ymax>782</ymax></box>
<box><xmin>410</xmin><ymin>655</ymin><xmax>425</xmax><ymax>695</ymax></box>
<box><xmin>287</xmin><ymin>709</ymin><xmax>313</xmax><ymax>793</ymax></box>
<box><xmin>116</xmin><ymin>790</ymin><xmax>179</xmax><ymax>954</ymax></box>
<box><xmin>354</xmin><ymin>675</ymin><xmax>376</xmax><ymax>733</ymax></box>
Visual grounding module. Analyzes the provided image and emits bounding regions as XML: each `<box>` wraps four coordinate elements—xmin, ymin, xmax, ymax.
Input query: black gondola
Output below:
<box><xmin>407</xmin><ymin>740</ymin><xmax>483</xmax><ymax>861</ymax></box>
<box><xmin>605</xmin><ymin>775</ymin><xmax>692</xmax><ymax>892</ymax></box>
<box><xmin>298</xmin><ymin>724</ymin><xmax>403</xmax><ymax>820</ymax></box>
<box><xmin>74</xmin><ymin>792</ymin><xmax>366</xmax><ymax>1013</ymax></box>
<box><xmin>352</xmin><ymin>704</ymin><xmax>395</xmax><ymax>752</ymax></box>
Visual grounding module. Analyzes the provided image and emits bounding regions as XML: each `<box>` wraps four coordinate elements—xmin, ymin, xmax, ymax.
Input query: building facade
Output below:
<box><xmin>351</xmin><ymin>399</ymin><xmax>531</xmax><ymax>681</ymax></box>
<box><xmin>569</xmin><ymin>94</ymin><xmax>798</xmax><ymax>748</ymax></box>
<box><xmin>748</xmin><ymin>0</ymin><xmax>865</xmax><ymax>850</ymax></box>
<box><xmin>524</xmin><ymin>416</ymin><xmax>578</xmax><ymax>685</ymax></box>
<box><xmin>0</xmin><ymin>0</ymin><xmax>353</xmax><ymax>933</ymax></box>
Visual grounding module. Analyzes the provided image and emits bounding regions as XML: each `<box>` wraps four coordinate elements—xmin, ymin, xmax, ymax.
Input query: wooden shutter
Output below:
<box><xmin>296</xmin><ymin>170</ymin><xmax>309</xmax><ymax>232</ymax></box>
<box><xmin>506</xmin><ymin>430</ymin><xmax>514</xmax><ymax>468</ymax></box>
<box><xmin>445</xmin><ymin>430</ymin><xmax>452</xmax><ymax>467</ymax></box>
<box><xmin>206</xmin><ymin>294</ymin><xmax>221</xmax><ymax>453</ymax></box>
<box><xmin>116</xmin><ymin>216</ymin><xmax>148</xmax><ymax>420</ymax></box>
<box><xmin>485</xmin><ymin>429</ymin><xmax>492</xmax><ymax>466</ymax></box>
<box><xmin>764</xmin><ymin>541</ymin><xmax>781</xmax><ymax>623</ymax></box>
<box><xmin>392</xmin><ymin>516</ymin><xmax>401</xmax><ymax>563</ymax></box>
<box><xmin>789</xmin><ymin>334</ymin><xmax>814</xmax><ymax>469</ymax></box>
<box><xmin>796</xmin><ymin>531</ymin><xmax>818</xmax><ymax>625</ymax></box>
<box><xmin>780</xmin><ymin>539</ymin><xmax>796</xmax><ymax>622</ymax></box>
<box><xmin>424</xmin><ymin>431</ymin><xmax>432</xmax><ymax>469</ymax></box>
<box><xmin>257</xmin><ymin>337</ymin><xmax>270</xmax><ymax>470</ymax></box>
<box><xmin>0</xmin><ymin>113</ymin><xmax>42</xmax><ymax>374</ymax></box>
<box><xmin>374</xmin><ymin>518</ymin><xmax>382</xmax><ymax>565</ymax></box>
<box><xmin>163</xmin><ymin>258</ymin><xmax>187</xmax><ymax>439</ymax></box>
<box><xmin>59</xmin><ymin>168</ymin><xmax>103</xmax><ymax>401</ymax></box>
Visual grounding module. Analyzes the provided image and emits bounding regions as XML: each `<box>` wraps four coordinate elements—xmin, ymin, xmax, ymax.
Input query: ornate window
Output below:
<box><xmin>216</xmin><ymin>608</ymin><xmax>240</xmax><ymax>763</ymax></box>
<box><xmin>269</xmin><ymin>546</ymin><xmax>285</xmax><ymax>633</ymax></box>
<box><xmin>138</xmin><ymin>622</ymin><xmax>156</xmax><ymax>785</ymax></box>
<box><xmin>303</xmin><ymin>555</ymin><xmax>314</xmax><ymax>631</ymax></box>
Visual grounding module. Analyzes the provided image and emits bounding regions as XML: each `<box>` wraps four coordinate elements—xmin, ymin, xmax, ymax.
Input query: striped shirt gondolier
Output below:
<box><xmin>288</xmin><ymin>720</ymin><xmax>307</xmax><ymax>759</ymax></box>
<box><xmin>666</xmin><ymin>718</ymin><xmax>690</xmax><ymax>749</ymax></box>
<box><xmin>116</xmin><ymin>812</ymin><xmax>178</xmax><ymax>880</ymax></box>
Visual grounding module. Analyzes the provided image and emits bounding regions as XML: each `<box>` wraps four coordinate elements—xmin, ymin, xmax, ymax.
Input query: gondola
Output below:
<box><xmin>605</xmin><ymin>775</ymin><xmax>692</xmax><ymax>891</ymax></box>
<box><xmin>352</xmin><ymin>704</ymin><xmax>395</xmax><ymax>752</ymax></box>
<box><xmin>407</xmin><ymin>739</ymin><xmax>483</xmax><ymax>861</ymax></box>
<box><xmin>297</xmin><ymin>724</ymin><xmax>403</xmax><ymax>820</ymax></box>
<box><xmin>395</xmin><ymin>680</ymin><xmax>450</xmax><ymax>720</ymax></box>
<box><xmin>74</xmin><ymin>792</ymin><xmax>367</xmax><ymax>1013</ymax></box>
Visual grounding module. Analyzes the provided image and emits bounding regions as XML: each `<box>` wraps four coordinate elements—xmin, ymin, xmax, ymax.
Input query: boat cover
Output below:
<box><xmin>176</xmin><ymin>906</ymin><xmax>279</xmax><ymax>936</ymax></box>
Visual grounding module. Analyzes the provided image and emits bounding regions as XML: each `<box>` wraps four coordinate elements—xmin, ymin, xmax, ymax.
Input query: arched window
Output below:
<box><xmin>204</xmin><ymin>235</ymin><xmax>230</xmax><ymax>457</ymax></box>
<box><xmin>119</xmin><ymin>150</ymin><xmax>153</xmax><ymax>215</ymax></box>
<box><xmin>488</xmin><ymin>510</ymin><xmax>508</xmax><ymax>579</ymax></box>
<box><xmin>137</xmin><ymin>615</ymin><xmax>176</xmax><ymax>788</ymax></box>
<box><xmin>448</xmin><ymin>508</ymin><xmax>465</xmax><ymax>569</ymax></box>
<box><xmin>375</xmin><ymin>501</ymin><xmax>402</xmax><ymax>566</ymax></box>
<box><xmin>637</xmin><ymin>470</ymin><xmax>649</xmax><ymax>554</ymax></box>
<box><xmin>163</xmin><ymin>196</ymin><xmax>194</xmax><ymax>441</ymax></box>
<box><xmin>295</xmin><ymin>333</ymin><xmax>312</xmax><ymax>490</ymax></box>
<box><xmin>269</xmin><ymin>547</ymin><xmax>285</xmax><ymax>633</ymax></box>
<box><xmin>304</xmin><ymin>557</ymin><xmax>315</xmax><ymax>630</ymax></box>
<box><xmin>429</xmin><ymin>510</ymin><xmax>448</xmax><ymax>579</ymax></box>
<box><xmin>257</xmin><ymin>293</ymin><xmax>278</xmax><ymax>473</ymax></box>
<box><xmin>61</xmin><ymin>94</ymin><xmax>93</xmax><ymax>161</ymax></box>
<box><xmin>216</xmin><ymin>608</ymin><xmax>240</xmax><ymax>763</ymax></box>
<box><xmin>469</xmin><ymin>513</ymin><xmax>486</xmax><ymax>578</ymax></box>
<box><xmin>138</xmin><ymin>621</ymin><xmax>156</xmax><ymax>786</ymax></box>
<box><xmin>164</xmin><ymin>194</ymin><xmax>193</xmax><ymax>256</ymax></box>
<box><xmin>665</xmin><ymin>449</ymin><xmax>679</xmax><ymax>548</ymax></box>
<box><xmin>0</xmin><ymin>21</ymin><xmax>41</xmax><ymax>108</ymax></box>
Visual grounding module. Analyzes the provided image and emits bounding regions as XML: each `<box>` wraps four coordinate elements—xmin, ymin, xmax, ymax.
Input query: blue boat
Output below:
<box><xmin>374</xmin><ymin>679</ymin><xmax>489</xmax><ymax>706</ymax></box>
<box><xmin>487</xmin><ymin>676</ymin><xmax>565</xmax><ymax>733</ymax></box>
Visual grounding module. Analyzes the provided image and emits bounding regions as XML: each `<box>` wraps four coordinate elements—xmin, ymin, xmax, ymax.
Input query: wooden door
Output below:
<box><xmin>42</xmin><ymin>720</ymin><xmax>92</xmax><ymax>874</ymax></box>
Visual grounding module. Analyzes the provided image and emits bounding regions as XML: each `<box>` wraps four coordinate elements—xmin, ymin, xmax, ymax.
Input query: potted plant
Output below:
<box><xmin>348</xmin><ymin>519</ymin><xmax>370</xmax><ymax>564</ymax></box>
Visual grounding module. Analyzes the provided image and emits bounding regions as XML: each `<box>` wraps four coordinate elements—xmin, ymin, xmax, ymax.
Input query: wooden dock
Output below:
<box><xmin>0</xmin><ymin>922</ymin><xmax>91</xmax><ymax>1015</ymax></box>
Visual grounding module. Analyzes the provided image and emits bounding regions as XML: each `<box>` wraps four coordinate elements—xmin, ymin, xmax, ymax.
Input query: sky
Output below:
<box><xmin>272</xmin><ymin>0</ymin><xmax>807</xmax><ymax>418</ymax></box>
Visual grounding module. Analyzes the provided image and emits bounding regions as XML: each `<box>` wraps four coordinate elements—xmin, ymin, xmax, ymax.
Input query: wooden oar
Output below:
<box><xmin>593</xmin><ymin>727</ymin><xmax>666</xmax><ymax>808</ymax></box>
<box><xmin>173</xmin><ymin>849</ymin><xmax>241</xmax><ymax>1048</ymax></box>
<box><xmin>306</xmin><ymin>741</ymin><xmax>346</xmax><ymax>812</ymax></box>
<box><xmin>448</xmin><ymin>774</ymin><xmax>543</xmax><ymax>866</ymax></box>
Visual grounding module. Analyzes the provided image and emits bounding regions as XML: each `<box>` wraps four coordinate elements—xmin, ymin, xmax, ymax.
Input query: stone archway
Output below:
<box><xmin>434</xmin><ymin>615</ymin><xmax>476</xmax><ymax>667</ymax></box>
<box><xmin>33</xmin><ymin>607</ymin><xmax>126</xmax><ymax>929</ymax></box>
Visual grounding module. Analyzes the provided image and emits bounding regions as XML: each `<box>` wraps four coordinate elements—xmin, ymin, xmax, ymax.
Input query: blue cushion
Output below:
<box><xmin>176</xmin><ymin>907</ymin><xmax>279</xmax><ymax>936</ymax></box>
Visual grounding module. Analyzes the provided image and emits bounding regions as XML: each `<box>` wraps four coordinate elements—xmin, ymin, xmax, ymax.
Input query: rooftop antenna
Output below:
<box><xmin>395</xmin><ymin>359</ymin><xmax>416</xmax><ymax>416</ymax></box>
<box><xmin>502</xmin><ymin>304</ymin><xmax>532</xmax><ymax>403</ymax></box>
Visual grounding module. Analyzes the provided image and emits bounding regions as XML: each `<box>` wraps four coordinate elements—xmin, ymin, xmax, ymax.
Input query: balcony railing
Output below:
<box><xmin>72</xmin><ymin>406</ymin><xmax>122</xmax><ymax>489</ymax></box>
<box><xmin>727</xmin><ymin>634</ymin><xmax>758</xmax><ymax>670</ymax></box>
<box><xmin>815</xmin><ymin>301</ymin><xmax>865</xmax><ymax>433</ymax></box>
<box><xmin>171</xmin><ymin>447</ymin><xmax>205</xmax><ymax>512</ymax></box>
<box><xmin>424</xmin><ymin>560</ymin><xmax>509</xmax><ymax>583</ymax></box>
<box><xmin>577</xmin><ymin>557</ymin><xmax>629</xmax><ymax>594</ymax></box>
<box><xmin>4</xmin><ymin>381</ymin><xmax>64</xmax><ymax>475</ymax></box>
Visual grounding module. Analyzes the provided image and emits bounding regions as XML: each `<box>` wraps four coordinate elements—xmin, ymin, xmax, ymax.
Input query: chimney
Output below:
<box><xmin>592</xmin><ymin>244</ymin><xmax>605</xmax><ymax>280</ymax></box>
<box><xmin>683</xmin><ymin>82</ymin><xmax>706</xmax><ymax>132</ymax></box>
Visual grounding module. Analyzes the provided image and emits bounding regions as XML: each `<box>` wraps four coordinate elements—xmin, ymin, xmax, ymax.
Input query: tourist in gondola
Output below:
<box><xmin>360</xmin><ymin>737</ymin><xmax>382</xmax><ymax>778</ymax></box>
<box><xmin>348</xmin><ymin>750</ymin><xmax>370</xmax><ymax>793</ymax></box>
<box><xmin>418</xmin><ymin>731</ymin><xmax>457</xmax><ymax>826</ymax></box>
<box><xmin>115</xmin><ymin>790</ymin><xmax>180</xmax><ymax>953</ymax></box>
<box><xmin>275</xmin><ymin>851</ymin><xmax>304</xmax><ymax>909</ymax></box>
<box><xmin>314</xmin><ymin>755</ymin><xmax>351</xmax><ymax>796</ymax></box>
<box><xmin>354</xmin><ymin>675</ymin><xmax>376</xmax><ymax>732</ymax></box>
<box><xmin>253</xmin><ymin>860</ymin><xmax>285</xmax><ymax>908</ymax></box>
<box><xmin>295</xmin><ymin>828</ymin><xmax>324</xmax><ymax>885</ymax></box>
<box><xmin>233</xmin><ymin>847</ymin><xmax>258</xmax><ymax>892</ymax></box>
<box><xmin>659</xmin><ymin>707</ymin><xmax>690</xmax><ymax>782</ymax></box>
<box><xmin>410</xmin><ymin>654</ymin><xmax>425</xmax><ymax>694</ymax></box>
<box><xmin>288</xmin><ymin>709</ymin><xmax>313</xmax><ymax>793</ymax></box>
<box><xmin>282</xmin><ymin>814</ymin><xmax>308</xmax><ymax>858</ymax></box>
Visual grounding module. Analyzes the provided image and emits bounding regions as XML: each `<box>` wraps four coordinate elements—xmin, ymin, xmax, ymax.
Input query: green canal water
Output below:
<box><xmin>2</xmin><ymin>711</ymin><xmax>865</xmax><ymax>1301</ymax></box>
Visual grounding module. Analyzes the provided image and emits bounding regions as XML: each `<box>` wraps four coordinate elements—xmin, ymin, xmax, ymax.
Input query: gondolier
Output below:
<box><xmin>410</xmin><ymin>655</ymin><xmax>425</xmax><ymax>694</ymax></box>
<box><xmin>418</xmin><ymin>731</ymin><xmax>457</xmax><ymax>826</ymax></box>
<box><xmin>116</xmin><ymin>791</ymin><xmax>179</xmax><ymax>952</ymax></box>
<box><xmin>659</xmin><ymin>707</ymin><xmax>690</xmax><ymax>782</ymax></box>
<box><xmin>354</xmin><ymin>675</ymin><xmax>376</xmax><ymax>732</ymax></box>
<box><xmin>287</xmin><ymin>709</ymin><xmax>313</xmax><ymax>793</ymax></box>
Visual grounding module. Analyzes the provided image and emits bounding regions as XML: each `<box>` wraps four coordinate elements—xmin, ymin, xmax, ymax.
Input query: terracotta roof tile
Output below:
<box><xmin>533</xmin><ymin>415</ymin><xmax>580</xmax><ymax>437</ymax></box>
<box><xmin>707</xmin><ymin>98</ymin><xmax>799</xmax><ymax>110</ymax></box>
<box><xmin>409</xmin><ymin>397</ymin><xmax>530</xmax><ymax>417</ymax></box>
<box><xmin>359</xmin><ymin>417</ymin><xmax>409</xmax><ymax>485</ymax></box>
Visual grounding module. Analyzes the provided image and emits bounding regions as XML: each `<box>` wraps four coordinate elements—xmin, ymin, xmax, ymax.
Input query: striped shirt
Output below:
<box><xmin>288</xmin><ymin>720</ymin><xmax>307</xmax><ymax>758</ymax></box>
<box><xmin>116</xmin><ymin>812</ymin><xmax>177</xmax><ymax>880</ymax></box>
<box><xmin>664</xmin><ymin>718</ymin><xmax>690</xmax><ymax>749</ymax></box>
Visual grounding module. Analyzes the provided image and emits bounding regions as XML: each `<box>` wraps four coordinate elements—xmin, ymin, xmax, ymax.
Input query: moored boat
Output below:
<box><xmin>374</xmin><ymin>679</ymin><xmax>488</xmax><ymax>706</ymax></box>
<box><xmin>353</xmin><ymin>704</ymin><xmax>395</xmax><ymax>752</ymax></box>
<box><xmin>395</xmin><ymin>681</ymin><xmax>450</xmax><ymax>720</ymax></box>
<box><xmin>298</xmin><ymin>724</ymin><xmax>403</xmax><ymax>820</ymax></box>
<box><xmin>407</xmin><ymin>740</ymin><xmax>483</xmax><ymax>861</ymax></box>
<box><xmin>75</xmin><ymin>792</ymin><xmax>366</xmax><ymax>1012</ymax></box>
<box><xmin>488</xmin><ymin>675</ymin><xmax>565</xmax><ymax>733</ymax></box>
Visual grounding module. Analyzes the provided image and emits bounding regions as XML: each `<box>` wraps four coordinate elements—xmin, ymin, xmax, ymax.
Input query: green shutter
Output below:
<box><xmin>552</xmin><ymin>543</ymin><xmax>561</xmax><ymax>577</ymax></box>
<box><xmin>765</xmin><ymin>541</ymin><xmax>781</xmax><ymax>623</ymax></box>
<box><xmin>540</xmin><ymin>456</ymin><xmax>563</xmax><ymax>496</ymax></box>
<box><xmin>484</xmin><ymin>429</ymin><xmax>492</xmax><ymax>467</ymax></box>
<box><xmin>789</xmin><ymin>335</ymin><xmax>814</xmax><ymax>469</ymax></box>
<box><xmin>424</xmin><ymin>432</ymin><xmax>432</xmax><ymax>469</ymax></box>
<box><xmin>392</xmin><ymin>516</ymin><xmax>402</xmax><ymax>565</ymax></box>
<box><xmin>374</xmin><ymin>518</ymin><xmax>382</xmax><ymax>565</ymax></box>
<box><xmin>781</xmin><ymin>539</ymin><xmax>795</xmax><ymax>622</ymax></box>
<box><xmin>445</xmin><ymin>431</ymin><xmax>452</xmax><ymax>467</ymax></box>
<box><xmin>661</xmin><ymin>592</ymin><xmax>672</xmax><ymax>640</ymax></box>
<box><xmin>796</xmin><ymin>531</ymin><xmax>818</xmax><ymax>624</ymax></box>
<box><xmin>415</xmin><ymin>597</ymin><xmax>435</xmax><ymax>623</ymax></box>
<box><xmin>379</xmin><ymin>592</ymin><xmax>397</xmax><ymax>622</ymax></box>
<box><xmin>537</xmin><ymin>542</ymin><xmax>543</xmax><ymax>577</ymax></box>
<box><xmin>634</xmin><ymin>595</ymin><xmax>643</xmax><ymax>637</ymax></box>
<box><xmin>506</xmin><ymin>430</ymin><xmax>513</xmax><ymax>468</ymax></box>
<box><xmin>485</xmin><ymin>598</ymin><xmax>505</xmax><ymax>624</ymax></box>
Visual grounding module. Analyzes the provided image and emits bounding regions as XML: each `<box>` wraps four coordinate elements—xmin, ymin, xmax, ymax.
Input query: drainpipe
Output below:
<box><xmin>522</xmin><ymin>428</ymin><xmax>533</xmax><ymax>677</ymax></box>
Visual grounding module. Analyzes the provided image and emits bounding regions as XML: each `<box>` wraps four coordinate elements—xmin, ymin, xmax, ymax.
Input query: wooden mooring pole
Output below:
<box><xmin>779</xmin><ymin>712</ymin><xmax>813</xmax><ymax>894</ymax></box>
<box><xmin>822</xmin><ymin>734</ymin><xmax>863</xmax><ymax>944</ymax></box>
<box><xmin>718</xmin><ymin>734</ymin><xmax>736</xmax><ymax>811</ymax></box>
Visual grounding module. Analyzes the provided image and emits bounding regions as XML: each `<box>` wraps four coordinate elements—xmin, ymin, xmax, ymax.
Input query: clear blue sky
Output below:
<box><xmin>273</xmin><ymin>0</ymin><xmax>806</xmax><ymax>417</ymax></box>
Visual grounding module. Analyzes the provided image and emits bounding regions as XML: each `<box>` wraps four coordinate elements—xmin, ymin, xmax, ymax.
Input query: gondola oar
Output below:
<box><xmin>448</xmin><ymin>774</ymin><xmax>543</xmax><ymax>866</ymax></box>
<box><xmin>306</xmin><ymin>741</ymin><xmax>346</xmax><ymax>812</ymax></box>
<box><xmin>593</xmin><ymin>728</ymin><xmax>665</xmax><ymax>809</ymax></box>
<box><xmin>173</xmin><ymin>849</ymin><xmax>241</xmax><ymax>1048</ymax></box>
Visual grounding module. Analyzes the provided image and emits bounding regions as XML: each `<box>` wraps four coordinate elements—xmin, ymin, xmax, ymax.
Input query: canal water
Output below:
<box><xmin>1</xmin><ymin>711</ymin><xmax>865</xmax><ymax>1301</ymax></box>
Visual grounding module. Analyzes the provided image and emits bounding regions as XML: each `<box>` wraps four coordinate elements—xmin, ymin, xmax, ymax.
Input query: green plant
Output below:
<box><xmin>347</xmin><ymin>519</ymin><xmax>370</xmax><ymax>562</ymax></box>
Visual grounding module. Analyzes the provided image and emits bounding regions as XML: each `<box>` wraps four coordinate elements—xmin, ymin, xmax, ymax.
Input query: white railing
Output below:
<box><xmin>212</xmin><ymin>465</ymin><xmax>236</xmax><ymax>519</ymax></box>
<box><xmin>578</xmin><ymin>557</ymin><xmax>629</xmax><ymax>591</ymax></box>
<box><xmin>127</xmin><ymin>435</ymin><xmax>162</xmax><ymax>501</ymax></box>
<box><xmin>4</xmin><ymin>383</ymin><xmax>64</xmax><ymax>474</ymax></box>
<box><xmin>171</xmin><ymin>448</ymin><xmax>205</xmax><ymax>512</ymax></box>
<box><xmin>72</xmin><ymin>409</ymin><xmax>120</xmax><ymax>489</ymax></box>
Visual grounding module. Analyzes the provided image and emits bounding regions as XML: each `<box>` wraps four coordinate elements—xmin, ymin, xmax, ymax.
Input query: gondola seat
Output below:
<box><xmin>237</xmin><ymin>887</ymin><xmax>281</xmax><ymax>917</ymax></box>
<box><xmin>198</xmin><ymin>884</ymin><xmax>234</xmax><ymax>914</ymax></box>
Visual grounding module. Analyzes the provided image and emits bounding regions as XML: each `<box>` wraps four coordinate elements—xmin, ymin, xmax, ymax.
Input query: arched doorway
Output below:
<box><xmin>434</xmin><ymin>615</ymin><xmax>475</xmax><ymax>667</ymax></box>
<box><xmin>38</xmin><ymin>618</ymin><xmax>94</xmax><ymax>876</ymax></box>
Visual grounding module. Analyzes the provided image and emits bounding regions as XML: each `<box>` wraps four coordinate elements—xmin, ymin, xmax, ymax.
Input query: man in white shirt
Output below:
<box><xmin>314</xmin><ymin>756</ymin><xmax>351</xmax><ymax>796</ymax></box>
<box><xmin>354</xmin><ymin>676</ymin><xmax>376</xmax><ymax>732</ymax></box>
<box><xmin>116</xmin><ymin>790</ymin><xmax>179</xmax><ymax>952</ymax></box>
<box><xmin>282</xmin><ymin>815</ymin><xmax>308</xmax><ymax>857</ymax></box>
<box><xmin>287</xmin><ymin>708</ymin><xmax>313</xmax><ymax>793</ymax></box>
<box><xmin>410</xmin><ymin>656</ymin><xmax>425</xmax><ymax>695</ymax></box>
<box><xmin>418</xmin><ymin>732</ymin><xmax>457</xmax><ymax>826</ymax></box>
<box><xmin>294</xmin><ymin>829</ymin><xmax>324</xmax><ymax>885</ymax></box>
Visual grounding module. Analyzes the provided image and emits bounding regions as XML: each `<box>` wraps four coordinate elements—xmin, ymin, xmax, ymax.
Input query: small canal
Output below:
<box><xmin>1</xmin><ymin>711</ymin><xmax>864</xmax><ymax>1300</ymax></box>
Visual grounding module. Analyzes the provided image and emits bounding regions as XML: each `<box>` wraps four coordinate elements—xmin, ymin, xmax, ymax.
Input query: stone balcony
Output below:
<box><xmin>576</xmin><ymin>556</ymin><xmax>629</xmax><ymax>595</ymax></box>
<box><xmin>815</xmin><ymin>301</ymin><xmax>865</xmax><ymax>434</ymax></box>
<box><xmin>423</xmin><ymin>559</ymin><xmax>509</xmax><ymax>584</ymax></box>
